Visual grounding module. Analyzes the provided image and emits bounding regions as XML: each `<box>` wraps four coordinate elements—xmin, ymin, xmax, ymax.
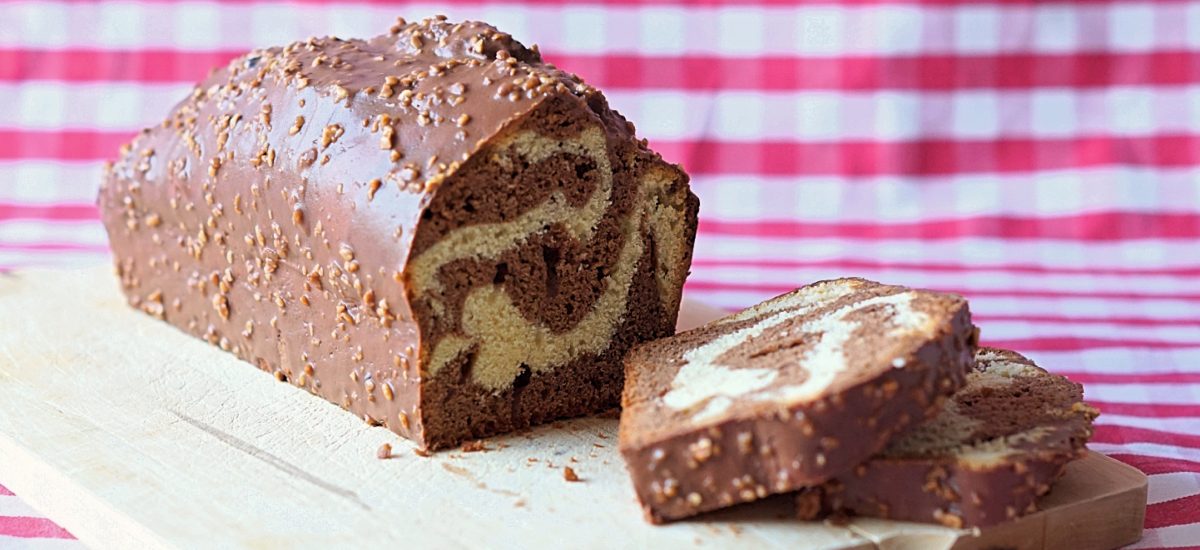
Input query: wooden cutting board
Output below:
<box><xmin>0</xmin><ymin>268</ymin><xmax>1146</xmax><ymax>549</ymax></box>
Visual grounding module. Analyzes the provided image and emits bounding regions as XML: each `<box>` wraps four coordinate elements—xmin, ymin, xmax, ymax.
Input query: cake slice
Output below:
<box><xmin>796</xmin><ymin>348</ymin><xmax>1099</xmax><ymax>528</ymax></box>
<box><xmin>98</xmin><ymin>16</ymin><xmax>698</xmax><ymax>451</ymax></box>
<box><xmin>618</xmin><ymin>278</ymin><xmax>978</xmax><ymax>523</ymax></box>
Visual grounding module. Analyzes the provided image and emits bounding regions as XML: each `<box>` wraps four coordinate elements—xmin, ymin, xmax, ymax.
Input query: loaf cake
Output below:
<box><xmin>618</xmin><ymin>278</ymin><xmax>978</xmax><ymax>523</ymax></box>
<box><xmin>98</xmin><ymin>16</ymin><xmax>699</xmax><ymax>450</ymax></box>
<box><xmin>796</xmin><ymin>348</ymin><xmax>1099</xmax><ymax>528</ymax></box>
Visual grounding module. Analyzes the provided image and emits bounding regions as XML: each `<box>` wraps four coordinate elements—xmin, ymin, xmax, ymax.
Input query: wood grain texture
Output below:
<box><xmin>0</xmin><ymin>268</ymin><xmax>1145</xmax><ymax>550</ymax></box>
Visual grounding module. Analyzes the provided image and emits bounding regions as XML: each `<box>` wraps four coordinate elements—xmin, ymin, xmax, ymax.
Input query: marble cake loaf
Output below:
<box><xmin>98</xmin><ymin>16</ymin><xmax>699</xmax><ymax>450</ymax></box>
<box><xmin>796</xmin><ymin>348</ymin><xmax>1099</xmax><ymax>528</ymax></box>
<box><xmin>619</xmin><ymin>278</ymin><xmax>978</xmax><ymax>523</ymax></box>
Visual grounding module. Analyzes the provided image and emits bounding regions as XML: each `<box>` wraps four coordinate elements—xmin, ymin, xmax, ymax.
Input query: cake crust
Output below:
<box><xmin>99</xmin><ymin>16</ymin><xmax>698</xmax><ymax>450</ymax></box>
<box><xmin>796</xmin><ymin>348</ymin><xmax>1099</xmax><ymax>528</ymax></box>
<box><xmin>618</xmin><ymin>279</ymin><xmax>979</xmax><ymax>523</ymax></box>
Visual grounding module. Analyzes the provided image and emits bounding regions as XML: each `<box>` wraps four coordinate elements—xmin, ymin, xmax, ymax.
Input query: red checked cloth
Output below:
<box><xmin>2</xmin><ymin>1</ymin><xmax>1199</xmax><ymax>548</ymax></box>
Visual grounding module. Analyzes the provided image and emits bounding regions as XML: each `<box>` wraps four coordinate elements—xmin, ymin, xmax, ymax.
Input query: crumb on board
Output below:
<box><xmin>414</xmin><ymin>448</ymin><xmax>431</xmax><ymax>458</ymax></box>
<box><xmin>563</xmin><ymin>466</ymin><xmax>581</xmax><ymax>482</ymax></box>
<box><xmin>377</xmin><ymin>443</ymin><xmax>393</xmax><ymax>459</ymax></box>
<box><xmin>461</xmin><ymin>439</ymin><xmax>488</xmax><ymax>452</ymax></box>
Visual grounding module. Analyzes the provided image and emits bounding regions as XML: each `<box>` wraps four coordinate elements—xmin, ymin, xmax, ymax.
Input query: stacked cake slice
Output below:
<box><xmin>619</xmin><ymin>278</ymin><xmax>979</xmax><ymax>522</ymax></box>
<box><xmin>796</xmin><ymin>347</ymin><xmax>1099</xmax><ymax>528</ymax></box>
<box><xmin>618</xmin><ymin>278</ymin><xmax>1097</xmax><ymax>528</ymax></box>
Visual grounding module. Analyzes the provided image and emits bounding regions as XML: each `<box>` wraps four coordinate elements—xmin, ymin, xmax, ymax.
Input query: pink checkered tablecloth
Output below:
<box><xmin>2</xmin><ymin>1</ymin><xmax>1199</xmax><ymax>548</ymax></box>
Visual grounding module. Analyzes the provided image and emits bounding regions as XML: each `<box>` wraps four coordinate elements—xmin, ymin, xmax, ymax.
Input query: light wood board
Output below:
<box><xmin>0</xmin><ymin>268</ymin><xmax>1146</xmax><ymax>549</ymax></box>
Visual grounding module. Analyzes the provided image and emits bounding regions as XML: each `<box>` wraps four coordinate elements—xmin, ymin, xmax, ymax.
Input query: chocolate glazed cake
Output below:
<box><xmin>796</xmin><ymin>348</ymin><xmax>1099</xmax><ymax>528</ymax></box>
<box><xmin>619</xmin><ymin>278</ymin><xmax>978</xmax><ymax>523</ymax></box>
<box><xmin>98</xmin><ymin>16</ymin><xmax>699</xmax><ymax>450</ymax></box>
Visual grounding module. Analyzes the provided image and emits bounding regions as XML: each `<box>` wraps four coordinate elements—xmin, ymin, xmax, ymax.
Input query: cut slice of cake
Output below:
<box><xmin>618</xmin><ymin>278</ymin><xmax>979</xmax><ymax>523</ymax></box>
<box><xmin>796</xmin><ymin>347</ymin><xmax>1099</xmax><ymax>528</ymax></box>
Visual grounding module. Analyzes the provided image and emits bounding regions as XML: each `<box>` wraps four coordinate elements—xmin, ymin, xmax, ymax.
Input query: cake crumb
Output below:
<box><xmin>413</xmin><ymin>448</ymin><xmax>431</xmax><ymax>458</ymax></box>
<box><xmin>563</xmin><ymin>466</ymin><xmax>581</xmax><ymax>482</ymax></box>
<box><xmin>461</xmin><ymin>440</ymin><xmax>488</xmax><ymax>453</ymax></box>
<box><xmin>376</xmin><ymin>443</ymin><xmax>393</xmax><ymax>459</ymax></box>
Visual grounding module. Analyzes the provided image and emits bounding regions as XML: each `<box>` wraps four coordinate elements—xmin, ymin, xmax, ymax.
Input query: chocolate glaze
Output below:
<box><xmin>796</xmin><ymin>348</ymin><xmax>1099</xmax><ymax>528</ymax></box>
<box><xmin>99</xmin><ymin>16</ymin><xmax>698</xmax><ymax>450</ymax></box>
<box><xmin>618</xmin><ymin>279</ymin><xmax>979</xmax><ymax>523</ymax></box>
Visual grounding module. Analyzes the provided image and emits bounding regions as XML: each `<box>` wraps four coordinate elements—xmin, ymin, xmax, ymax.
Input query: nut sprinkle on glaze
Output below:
<box><xmin>98</xmin><ymin>16</ymin><xmax>698</xmax><ymax>452</ymax></box>
<box><xmin>618</xmin><ymin>278</ymin><xmax>979</xmax><ymax>523</ymax></box>
<box><xmin>796</xmin><ymin>348</ymin><xmax>1098</xmax><ymax>528</ymax></box>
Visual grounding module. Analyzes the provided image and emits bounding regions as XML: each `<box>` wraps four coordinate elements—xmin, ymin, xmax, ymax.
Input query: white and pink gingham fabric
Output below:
<box><xmin>2</xmin><ymin>1</ymin><xmax>1199</xmax><ymax>548</ymax></box>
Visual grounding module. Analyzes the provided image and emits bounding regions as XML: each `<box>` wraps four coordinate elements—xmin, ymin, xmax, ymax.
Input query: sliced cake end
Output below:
<box><xmin>796</xmin><ymin>347</ymin><xmax>1099</xmax><ymax>528</ymax></box>
<box><xmin>618</xmin><ymin>278</ymin><xmax>979</xmax><ymax>523</ymax></box>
